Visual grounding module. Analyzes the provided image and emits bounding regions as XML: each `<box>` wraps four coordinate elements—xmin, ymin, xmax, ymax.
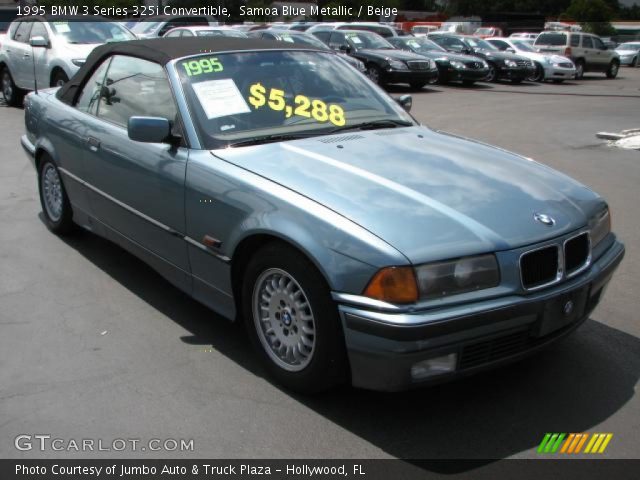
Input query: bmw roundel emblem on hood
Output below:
<box><xmin>534</xmin><ymin>213</ymin><xmax>556</xmax><ymax>226</ymax></box>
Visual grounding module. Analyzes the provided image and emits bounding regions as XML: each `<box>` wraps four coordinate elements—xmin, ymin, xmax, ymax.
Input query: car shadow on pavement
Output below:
<box><xmin>59</xmin><ymin>227</ymin><xmax>639</xmax><ymax>473</ymax></box>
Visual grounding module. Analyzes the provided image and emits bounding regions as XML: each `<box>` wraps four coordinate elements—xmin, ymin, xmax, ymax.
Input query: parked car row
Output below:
<box><xmin>1</xmin><ymin>16</ymin><xmax>633</xmax><ymax>107</ymax></box>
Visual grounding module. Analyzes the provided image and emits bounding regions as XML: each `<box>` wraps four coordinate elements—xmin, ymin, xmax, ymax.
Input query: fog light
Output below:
<box><xmin>411</xmin><ymin>353</ymin><xmax>457</xmax><ymax>380</ymax></box>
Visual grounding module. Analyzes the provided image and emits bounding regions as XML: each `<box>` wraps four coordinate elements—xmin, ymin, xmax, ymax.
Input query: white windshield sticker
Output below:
<box><xmin>192</xmin><ymin>79</ymin><xmax>250</xmax><ymax>120</ymax></box>
<box><xmin>53</xmin><ymin>22</ymin><xmax>71</xmax><ymax>33</ymax></box>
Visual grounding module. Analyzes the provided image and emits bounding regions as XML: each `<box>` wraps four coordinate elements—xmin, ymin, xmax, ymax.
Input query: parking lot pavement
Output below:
<box><xmin>1</xmin><ymin>69</ymin><xmax>639</xmax><ymax>465</ymax></box>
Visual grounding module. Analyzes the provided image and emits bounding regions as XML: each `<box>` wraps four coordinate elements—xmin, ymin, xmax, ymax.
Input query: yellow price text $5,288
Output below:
<box><xmin>248</xmin><ymin>83</ymin><xmax>346</xmax><ymax>127</ymax></box>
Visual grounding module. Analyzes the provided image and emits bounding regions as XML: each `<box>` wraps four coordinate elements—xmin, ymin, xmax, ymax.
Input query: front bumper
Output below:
<box><xmin>619</xmin><ymin>55</ymin><xmax>636</xmax><ymax>66</ymax></box>
<box><xmin>497</xmin><ymin>66</ymin><xmax>530</xmax><ymax>81</ymax></box>
<box><xmin>384</xmin><ymin>68</ymin><xmax>439</xmax><ymax>85</ymax></box>
<box><xmin>444</xmin><ymin>67</ymin><xmax>489</xmax><ymax>82</ymax></box>
<box><xmin>21</xmin><ymin>134</ymin><xmax>36</xmax><ymax>169</ymax></box>
<box><xmin>336</xmin><ymin>239</ymin><xmax>624</xmax><ymax>391</ymax></box>
<box><xmin>544</xmin><ymin>65</ymin><xmax>576</xmax><ymax>80</ymax></box>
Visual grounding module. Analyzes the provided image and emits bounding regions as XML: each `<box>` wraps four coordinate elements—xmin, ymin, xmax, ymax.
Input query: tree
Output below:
<box><xmin>564</xmin><ymin>0</ymin><xmax>616</xmax><ymax>36</ymax></box>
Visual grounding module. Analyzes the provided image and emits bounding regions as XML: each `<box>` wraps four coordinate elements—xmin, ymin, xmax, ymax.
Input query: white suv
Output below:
<box><xmin>0</xmin><ymin>17</ymin><xmax>134</xmax><ymax>106</ymax></box>
<box><xmin>534</xmin><ymin>31</ymin><xmax>620</xmax><ymax>79</ymax></box>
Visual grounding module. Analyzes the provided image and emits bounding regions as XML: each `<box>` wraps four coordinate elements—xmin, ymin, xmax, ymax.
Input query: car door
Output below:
<box><xmin>27</xmin><ymin>21</ymin><xmax>50</xmax><ymax>90</ymax></box>
<box><xmin>8</xmin><ymin>20</ymin><xmax>31</xmax><ymax>87</ymax></box>
<box><xmin>581</xmin><ymin>35</ymin><xmax>597</xmax><ymax>70</ymax></box>
<box><xmin>83</xmin><ymin>55</ymin><xmax>191</xmax><ymax>286</ymax></box>
<box><xmin>592</xmin><ymin>36</ymin><xmax>612</xmax><ymax>70</ymax></box>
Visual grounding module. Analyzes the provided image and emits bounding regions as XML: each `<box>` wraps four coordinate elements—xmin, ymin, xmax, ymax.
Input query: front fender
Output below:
<box><xmin>185</xmin><ymin>151</ymin><xmax>409</xmax><ymax>295</ymax></box>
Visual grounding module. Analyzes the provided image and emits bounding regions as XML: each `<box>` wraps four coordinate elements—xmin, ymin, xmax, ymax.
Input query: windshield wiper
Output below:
<box><xmin>326</xmin><ymin>119</ymin><xmax>414</xmax><ymax>134</ymax></box>
<box><xmin>227</xmin><ymin>132</ymin><xmax>319</xmax><ymax>148</ymax></box>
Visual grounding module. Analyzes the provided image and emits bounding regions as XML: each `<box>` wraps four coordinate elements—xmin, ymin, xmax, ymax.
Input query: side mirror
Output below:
<box><xmin>506</xmin><ymin>47</ymin><xmax>515</xmax><ymax>53</ymax></box>
<box><xmin>339</xmin><ymin>44</ymin><xmax>351</xmax><ymax>54</ymax></box>
<box><xmin>395</xmin><ymin>94</ymin><xmax>412</xmax><ymax>112</ymax></box>
<box><xmin>30</xmin><ymin>36</ymin><xmax>49</xmax><ymax>48</ymax></box>
<box><xmin>463</xmin><ymin>47</ymin><xmax>473</xmax><ymax>55</ymax></box>
<box><xmin>128</xmin><ymin>117</ymin><xmax>171</xmax><ymax>143</ymax></box>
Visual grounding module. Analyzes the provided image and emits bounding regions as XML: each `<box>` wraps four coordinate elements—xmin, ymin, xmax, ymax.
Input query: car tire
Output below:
<box><xmin>51</xmin><ymin>69</ymin><xmax>69</xmax><ymax>88</ymax></box>
<box><xmin>574</xmin><ymin>59</ymin><xmax>585</xmax><ymax>79</ymax></box>
<box><xmin>485</xmin><ymin>63</ymin><xmax>498</xmax><ymax>82</ymax></box>
<box><xmin>1</xmin><ymin>67</ymin><xmax>25</xmax><ymax>107</ymax></box>
<box><xmin>606</xmin><ymin>60</ymin><xmax>619</xmax><ymax>79</ymax></box>
<box><xmin>365</xmin><ymin>64</ymin><xmax>383</xmax><ymax>86</ymax></box>
<box><xmin>38</xmin><ymin>155</ymin><xmax>76</xmax><ymax>235</ymax></box>
<box><xmin>241</xmin><ymin>242</ymin><xmax>348</xmax><ymax>394</ymax></box>
<box><xmin>632</xmin><ymin>56</ymin><xmax>638</xmax><ymax>68</ymax></box>
<box><xmin>528</xmin><ymin>62</ymin><xmax>545</xmax><ymax>82</ymax></box>
<box><xmin>410</xmin><ymin>82</ymin><xmax>427</xmax><ymax>90</ymax></box>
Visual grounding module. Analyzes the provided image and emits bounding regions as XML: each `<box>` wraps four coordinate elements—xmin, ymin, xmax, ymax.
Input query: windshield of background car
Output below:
<box><xmin>476</xmin><ymin>28</ymin><xmax>492</xmax><ymax>35</ymax></box>
<box><xmin>465</xmin><ymin>37</ymin><xmax>497</xmax><ymax>50</ymax></box>
<box><xmin>278</xmin><ymin>32</ymin><xmax>328</xmax><ymax>49</ymax></box>
<box><xmin>345</xmin><ymin>31</ymin><xmax>393</xmax><ymax>49</ymax></box>
<box><xmin>50</xmin><ymin>21</ymin><xmax>135</xmax><ymax>43</ymax></box>
<box><xmin>131</xmin><ymin>21</ymin><xmax>161</xmax><ymax>34</ymax></box>
<box><xmin>535</xmin><ymin>33</ymin><xmax>567</xmax><ymax>46</ymax></box>
<box><xmin>513</xmin><ymin>40</ymin><xmax>535</xmax><ymax>51</ymax></box>
<box><xmin>405</xmin><ymin>37</ymin><xmax>445</xmax><ymax>52</ymax></box>
<box><xmin>177</xmin><ymin>50</ymin><xmax>415</xmax><ymax>149</ymax></box>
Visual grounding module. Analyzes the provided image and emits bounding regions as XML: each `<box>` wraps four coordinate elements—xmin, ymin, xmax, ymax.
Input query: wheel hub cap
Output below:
<box><xmin>42</xmin><ymin>164</ymin><xmax>63</xmax><ymax>222</ymax></box>
<box><xmin>253</xmin><ymin>268</ymin><xmax>316</xmax><ymax>372</ymax></box>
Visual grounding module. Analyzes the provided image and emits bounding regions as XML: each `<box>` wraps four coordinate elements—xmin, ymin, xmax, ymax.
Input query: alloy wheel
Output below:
<box><xmin>252</xmin><ymin>268</ymin><xmax>316</xmax><ymax>372</ymax></box>
<box><xmin>42</xmin><ymin>163</ymin><xmax>63</xmax><ymax>222</ymax></box>
<box><xmin>2</xmin><ymin>71</ymin><xmax>13</xmax><ymax>102</ymax></box>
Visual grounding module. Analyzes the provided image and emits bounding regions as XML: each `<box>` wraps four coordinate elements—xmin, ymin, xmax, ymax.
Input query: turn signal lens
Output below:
<box><xmin>363</xmin><ymin>267</ymin><xmax>418</xmax><ymax>304</ymax></box>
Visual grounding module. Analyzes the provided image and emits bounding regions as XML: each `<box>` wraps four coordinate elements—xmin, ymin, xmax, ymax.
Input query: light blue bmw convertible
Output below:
<box><xmin>22</xmin><ymin>37</ymin><xmax>624</xmax><ymax>392</ymax></box>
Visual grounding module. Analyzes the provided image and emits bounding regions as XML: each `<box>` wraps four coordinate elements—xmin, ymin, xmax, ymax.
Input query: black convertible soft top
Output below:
<box><xmin>57</xmin><ymin>37</ymin><xmax>317</xmax><ymax>105</ymax></box>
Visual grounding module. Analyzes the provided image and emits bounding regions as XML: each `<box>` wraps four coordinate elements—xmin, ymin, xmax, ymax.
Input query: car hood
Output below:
<box><xmin>416</xmin><ymin>50</ymin><xmax>483</xmax><ymax>63</ymax></box>
<box><xmin>478</xmin><ymin>49</ymin><xmax>525</xmax><ymax>61</ymax></box>
<box><xmin>615</xmin><ymin>49</ymin><xmax>637</xmax><ymax>55</ymax></box>
<box><xmin>214</xmin><ymin>126</ymin><xmax>602</xmax><ymax>264</ymax></box>
<box><xmin>517</xmin><ymin>51</ymin><xmax>569</xmax><ymax>63</ymax></box>
<box><xmin>357</xmin><ymin>48</ymin><xmax>427</xmax><ymax>62</ymax></box>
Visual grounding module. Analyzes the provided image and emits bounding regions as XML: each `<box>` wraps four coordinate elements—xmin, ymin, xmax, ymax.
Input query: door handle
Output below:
<box><xmin>23</xmin><ymin>53</ymin><xmax>30</xmax><ymax>58</ymax></box>
<box><xmin>87</xmin><ymin>136</ymin><xmax>101</xmax><ymax>152</ymax></box>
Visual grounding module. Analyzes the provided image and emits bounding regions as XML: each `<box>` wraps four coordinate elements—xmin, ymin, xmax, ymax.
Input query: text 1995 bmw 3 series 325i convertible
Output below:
<box><xmin>22</xmin><ymin>38</ymin><xmax>624</xmax><ymax>392</ymax></box>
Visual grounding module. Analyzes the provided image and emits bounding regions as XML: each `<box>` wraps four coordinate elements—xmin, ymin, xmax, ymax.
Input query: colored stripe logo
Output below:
<box><xmin>538</xmin><ymin>433</ymin><xmax>613</xmax><ymax>454</ymax></box>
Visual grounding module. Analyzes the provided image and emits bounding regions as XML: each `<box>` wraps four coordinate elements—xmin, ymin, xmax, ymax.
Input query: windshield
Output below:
<box><xmin>345</xmin><ymin>31</ymin><xmax>394</xmax><ymax>49</ymax></box>
<box><xmin>177</xmin><ymin>51</ymin><xmax>414</xmax><ymax>149</ymax></box>
<box><xmin>465</xmin><ymin>37</ymin><xmax>497</xmax><ymax>50</ymax></box>
<box><xmin>512</xmin><ymin>40</ymin><xmax>535</xmax><ymax>52</ymax></box>
<box><xmin>277</xmin><ymin>33</ymin><xmax>329</xmax><ymax>49</ymax></box>
<box><xmin>131</xmin><ymin>21</ymin><xmax>161</xmax><ymax>34</ymax></box>
<box><xmin>404</xmin><ymin>37</ymin><xmax>445</xmax><ymax>52</ymax></box>
<box><xmin>50</xmin><ymin>21</ymin><xmax>135</xmax><ymax>43</ymax></box>
<box><xmin>535</xmin><ymin>33</ymin><xmax>567</xmax><ymax>46</ymax></box>
<box><xmin>476</xmin><ymin>28</ymin><xmax>493</xmax><ymax>35</ymax></box>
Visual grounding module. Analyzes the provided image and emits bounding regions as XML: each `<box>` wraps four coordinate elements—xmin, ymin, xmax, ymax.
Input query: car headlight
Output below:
<box><xmin>415</xmin><ymin>254</ymin><xmax>500</xmax><ymax>299</ymax></box>
<box><xmin>71</xmin><ymin>59</ymin><xmax>86</xmax><ymax>67</ymax></box>
<box><xmin>450</xmin><ymin>60</ymin><xmax>466</xmax><ymax>69</ymax></box>
<box><xmin>389</xmin><ymin>60</ymin><xmax>408</xmax><ymax>70</ymax></box>
<box><xmin>589</xmin><ymin>208</ymin><xmax>611</xmax><ymax>247</ymax></box>
<box><xmin>504</xmin><ymin>59</ymin><xmax>518</xmax><ymax>68</ymax></box>
<box><xmin>356</xmin><ymin>59</ymin><xmax>366</xmax><ymax>72</ymax></box>
<box><xmin>363</xmin><ymin>254</ymin><xmax>500</xmax><ymax>304</ymax></box>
